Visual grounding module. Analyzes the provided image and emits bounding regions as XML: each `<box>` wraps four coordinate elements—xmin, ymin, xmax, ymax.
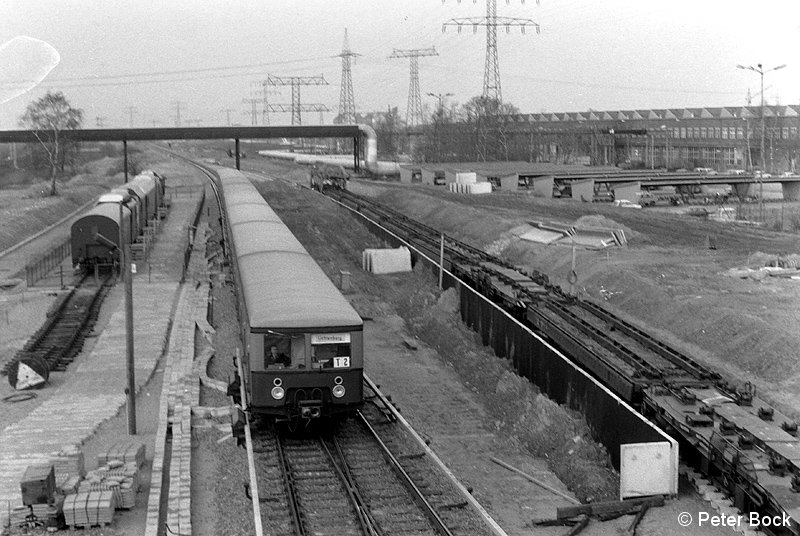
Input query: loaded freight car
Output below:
<box><xmin>220</xmin><ymin>170</ymin><xmax>364</xmax><ymax>422</ymax></box>
<box><xmin>70</xmin><ymin>171</ymin><xmax>167</xmax><ymax>271</ymax></box>
<box><xmin>70</xmin><ymin>200</ymin><xmax>135</xmax><ymax>269</ymax></box>
<box><xmin>128</xmin><ymin>173</ymin><xmax>158</xmax><ymax>224</ymax></box>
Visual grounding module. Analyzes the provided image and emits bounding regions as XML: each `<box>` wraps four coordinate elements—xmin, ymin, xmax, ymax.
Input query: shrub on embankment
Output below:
<box><xmin>393</xmin><ymin>266</ymin><xmax>619</xmax><ymax>502</ymax></box>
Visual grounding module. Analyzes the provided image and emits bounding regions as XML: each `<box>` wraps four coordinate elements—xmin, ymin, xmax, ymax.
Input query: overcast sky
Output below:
<box><xmin>2</xmin><ymin>0</ymin><xmax>800</xmax><ymax>129</ymax></box>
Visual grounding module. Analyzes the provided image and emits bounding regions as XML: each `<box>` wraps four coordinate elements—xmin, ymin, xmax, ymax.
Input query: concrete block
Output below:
<box><xmin>362</xmin><ymin>247</ymin><xmax>412</xmax><ymax>274</ymax></box>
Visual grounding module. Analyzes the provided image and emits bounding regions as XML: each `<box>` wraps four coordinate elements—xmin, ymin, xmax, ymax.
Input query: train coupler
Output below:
<box><xmin>298</xmin><ymin>401</ymin><xmax>323</xmax><ymax>419</ymax></box>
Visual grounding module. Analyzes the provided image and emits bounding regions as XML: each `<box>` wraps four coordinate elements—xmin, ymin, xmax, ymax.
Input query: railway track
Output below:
<box><xmin>326</xmin><ymin>187</ymin><xmax>720</xmax><ymax>394</ymax></box>
<box><xmin>249</xmin><ymin>381</ymin><xmax>494</xmax><ymax>536</ymax></box>
<box><xmin>1</xmin><ymin>272</ymin><xmax>112</xmax><ymax>380</ymax></box>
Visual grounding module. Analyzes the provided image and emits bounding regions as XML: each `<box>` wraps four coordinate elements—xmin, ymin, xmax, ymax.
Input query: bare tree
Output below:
<box><xmin>19</xmin><ymin>91</ymin><xmax>84</xmax><ymax>195</ymax></box>
<box><xmin>373</xmin><ymin>106</ymin><xmax>403</xmax><ymax>159</ymax></box>
<box><xmin>462</xmin><ymin>96</ymin><xmax>519</xmax><ymax>161</ymax></box>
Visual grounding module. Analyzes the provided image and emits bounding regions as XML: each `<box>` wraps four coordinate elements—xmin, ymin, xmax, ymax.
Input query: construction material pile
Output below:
<box><xmin>448</xmin><ymin>172</ymin><xmax>493</xmax><ymax>194</ymax></box>
<box><xmin>522</xmin><ymin>220</ymin><xmax>628</xmax><ymax>248</ymax></box>
<box><xmin>9</xmin><ymin>441</ymin><xmax>145</xmax><ymax>531</ymax></box>
<box><xmin>63</xmin><ymin>490</ymin><xmax>115</xmax><ymax>527</ymax></box>
<box><xmin>78</xmin><ymin>460</ymin><xmax>139</xmax><ymax>509</ymax></box>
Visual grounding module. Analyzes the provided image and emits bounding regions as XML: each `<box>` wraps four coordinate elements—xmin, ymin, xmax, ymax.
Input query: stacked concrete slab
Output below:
<box><xmin>362</xmin><ymin>247</ymin><xmax>412</xmax><ymax>274</ymax></box>
<box><xmin>521</xmin><ymin>220</ymin><xmax>627</xmax><ymax>248</ymax></box>
<box><xmin>448</xmin><ymin>182</ymin><xmax>493</xmax><ymax>194</ymax></box>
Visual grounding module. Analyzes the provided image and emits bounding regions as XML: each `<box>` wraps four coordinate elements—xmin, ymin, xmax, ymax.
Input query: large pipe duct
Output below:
<box><xmin>259</xmin><ymin>124</ymin><xmax>400</xmax><ymax>176</ymax></box>
<box><xmin>357</xmin><ymin>123</ymin><xmax>400</xmax><ymax>175</ymax></box>
<box><xmin>358</xmin><ymin>124</ymin><xmax>379</xmax><ymax>172</ymax></box>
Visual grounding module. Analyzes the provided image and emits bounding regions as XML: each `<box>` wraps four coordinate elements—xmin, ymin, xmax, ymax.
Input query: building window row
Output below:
<box><xmin>672</xmin><ymin>124</ymin><xmax>799</xmax><ymax>141</ymax></box>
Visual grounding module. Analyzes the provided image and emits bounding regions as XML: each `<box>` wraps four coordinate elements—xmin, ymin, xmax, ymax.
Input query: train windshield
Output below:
<box><xmin>263</xmin><ymin>335</ymin><xmax>303</xmax><ymax>370</ymax></box>
<box><xmin>311</xmin><ymin>333</ymin><xmax>350</xmax><ymax>369</ymax></box>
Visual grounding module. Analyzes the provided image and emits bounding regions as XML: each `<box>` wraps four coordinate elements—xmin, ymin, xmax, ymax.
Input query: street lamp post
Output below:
<box><xmin>427</xmin><ymin>92</ymin><xmax>453</xmax><ymax>120</ymax></box>
<box><xmin>737</xmin><ymin>62</ymin><xmax>786</xmax><ymax>221</ymax></box>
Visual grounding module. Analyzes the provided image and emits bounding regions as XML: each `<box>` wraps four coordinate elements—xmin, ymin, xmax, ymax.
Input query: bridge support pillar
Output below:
<box><xmin>731</xmin><ymin>183</ymin><xmax>750</xmax><ymax>201</ymax></box>
<box><xmin>353</xmin><ymin>137</ymin><xmax>359</xmax><ymax>172</ymax></box>
<box><xmin>782</xmin><ymin>181</ymin><xmax>800</xmax><ymax>201</ymax></box>
<box><xmin>235</xmin><ymin>138</ymin><xmax>240</xmax><ymax>170</ymax></box>
<box><xmin>531</xmin><ymin>175</ymin><xmax>554</xmax><ymax>197</ymax></box>
<box><xmin>123</xmin><ymin>139</ymin><xmax>128</xmax><ymax>183</ymax></box>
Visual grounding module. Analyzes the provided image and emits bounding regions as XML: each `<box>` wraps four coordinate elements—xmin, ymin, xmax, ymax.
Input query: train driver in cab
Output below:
<box><xmin>265</xmin><ymin>345</ymin><xmax>291</xmax><ymax>368</ymax></box>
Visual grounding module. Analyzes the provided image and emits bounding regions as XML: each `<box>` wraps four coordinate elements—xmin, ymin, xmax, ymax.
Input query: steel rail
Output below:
<box><xmin>356</xmin><ymin>409</ymin><xmax>455</xmax><ymax>536</ymax></box>
<box><xmin>1</xmin><ymin>271</ymin><xmax>112</xmax><ymax>376</ymax></box>
<box><xmin>319</xmin><ymin>436</ymin><xmax>381</xmax><ymax>536</ymax></box>
<box><xmin>274</xmin><ymin>431</ymin><xmax>305</xmax><ymax>536</ymax></box>
<box><xmin>578</xmin><ymin>299</ymin><xmax>720</xmax><ymax>381</ymax></box>
<box><xmin>360</xmin><ymin>375</ymin><xmax>509</xmax><ymax>536</ymax></box>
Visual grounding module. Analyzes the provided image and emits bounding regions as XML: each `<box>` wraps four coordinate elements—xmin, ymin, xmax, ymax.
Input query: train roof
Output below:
<box><xmin>229</xmin><ymin>221</ymin><xmax>306</xmax><ymax>257</ymax></box>
<box><xmin>75</xmin><ymin>201</ymin><xmax>129</xmax><ymax>224</ymax></box>
<box><xmin>238</xmin><ymin>252</ymin><xmax>362</xmax><ymax>329</ymax></box>
<box><xmin>226</xmin><ymin>203</ymin><xmax>284</xmax><ymax>224</ymax></box>
<box><xmin>128</xmin><ymin>175</ymin><xmax>156</xmax><ymax>195</ymax></box>
<box><xmin>97</xmin><ymin>192</ymin><xmax>127</xmax><ymax>204</ymax></box>
<box><xmin>223</xmin><ymin>188</ymin><xmax>269</xmax><ymax>206</ymax></box>
<box><xmin>219</xmin><ymin>169</ymin><xmax>362</xmax><ymax>330</ymax></box>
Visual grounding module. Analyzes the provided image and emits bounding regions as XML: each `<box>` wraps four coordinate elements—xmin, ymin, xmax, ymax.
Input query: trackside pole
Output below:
<box><xmin>123</xmin><ymin>216</ymin><xmax>136</xmax><ymax>434</ymax></box>
<box><xmin>123</xmin><ymin>140</ymin><xmax>128</xmax><ymax>183</ymax></box>
<box><xmin>439</xmin><ymin>234</ymin><xmax>444</xmax><ymax>289</ymax></box>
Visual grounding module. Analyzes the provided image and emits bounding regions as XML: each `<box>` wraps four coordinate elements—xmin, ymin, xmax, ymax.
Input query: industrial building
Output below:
<box><xmin>410</xmin><ymin>104</ymin><xmax>800</xmax><ymax>173</ymax></box>
<box><xmin>504</xmin><ymin>104</ymin><xmax>800</xmax><ymax>172</ymax></box>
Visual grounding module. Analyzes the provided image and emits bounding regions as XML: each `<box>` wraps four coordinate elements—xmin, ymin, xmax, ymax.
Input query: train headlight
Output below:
<box><xmin>271</xmin><ymin>386</ymin><xmax>285</xmax><ymax>400</ymax></box>
<box><xmin>332</xmin><ymin>384</ymin><xmax>346</xmax><ymax>398</ymax></box>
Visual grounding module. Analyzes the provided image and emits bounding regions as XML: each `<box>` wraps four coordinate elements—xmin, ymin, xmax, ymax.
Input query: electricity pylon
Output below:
<box><xmin>336</xmin><ymin>28</ymin><xmax>359</xmax><ymax>124</ymax></box>
<box><xmin>389</xmin><ymin>47</ymin><xmax>438</xmax><ymax>127</ymax></box>
<box><xmin>443</xmin><ymin>0</ymin><xmax>539</xmax><ymax>102</ymax></box>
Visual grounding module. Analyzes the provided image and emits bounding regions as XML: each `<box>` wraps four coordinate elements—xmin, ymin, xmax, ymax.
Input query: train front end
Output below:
<box><xmin>247</xmin><ymin>327</ymin><xmax>363</xmax><ymax>421</ymax></box>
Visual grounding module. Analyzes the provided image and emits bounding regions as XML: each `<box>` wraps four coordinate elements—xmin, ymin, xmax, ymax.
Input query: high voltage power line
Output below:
<box><xmin>0</xmin><ymin>56</ymin><xmax>333</xmax><ymax>88</ymax></box>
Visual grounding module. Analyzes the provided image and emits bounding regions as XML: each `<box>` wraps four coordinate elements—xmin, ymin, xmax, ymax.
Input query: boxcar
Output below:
<box><xmin>70</xmin><ymin>200</ymin><xmax>134</xmax><ymax>268</ymax></box>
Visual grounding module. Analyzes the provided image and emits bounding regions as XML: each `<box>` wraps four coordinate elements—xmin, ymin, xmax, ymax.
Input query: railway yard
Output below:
<box><xmin>2</xmin><ymin>146</ymin><xmax>800</xmax><ymax>536</ymax></box>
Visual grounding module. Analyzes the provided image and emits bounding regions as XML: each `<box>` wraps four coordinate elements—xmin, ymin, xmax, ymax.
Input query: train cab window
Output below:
<box><xmin>264</xmin><ymin>335</ymin><xmax>303</xmax><ymax>370</ymax></box>
<box><xmin>311</xmin><ymin>333</ymin><xmax>351</xmax><ymax>369</ymax></box>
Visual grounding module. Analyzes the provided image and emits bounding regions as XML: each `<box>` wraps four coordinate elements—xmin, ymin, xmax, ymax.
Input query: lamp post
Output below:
<box><xmin>737</xmin><ymin>62</ymin><xmax>786</xmax><ymax>221</ymax></box>
<box><xmin>427</xmin><ymin>92</ymin><xmax>453</xmax><ymax>120</ymax></box>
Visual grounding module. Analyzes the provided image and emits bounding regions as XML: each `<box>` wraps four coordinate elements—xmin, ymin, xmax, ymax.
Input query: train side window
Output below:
<box><xmin>310</xmin><ymin>333</ymin><xmax>351</xmax><ymax>369</ymax></box>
